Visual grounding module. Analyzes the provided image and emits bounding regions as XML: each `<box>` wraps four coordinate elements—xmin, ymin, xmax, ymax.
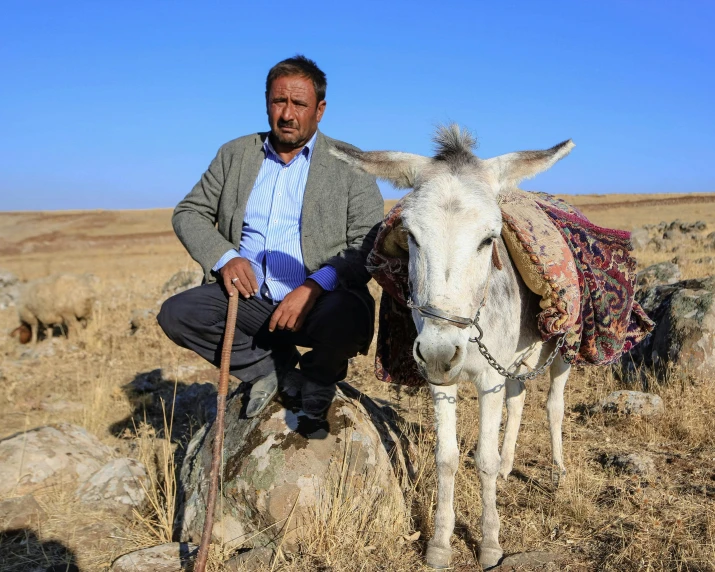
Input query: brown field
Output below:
<box><xmin>1</xmin><ymin>193</ymin><xmax>714</xmax><ymax>571</ymax></box>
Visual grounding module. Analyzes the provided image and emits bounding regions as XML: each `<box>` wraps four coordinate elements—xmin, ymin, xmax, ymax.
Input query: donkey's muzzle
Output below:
<box><xmin>414</xmin><ymin>339</ymin><xmax>463</xmax><ymax>385</ymax></box>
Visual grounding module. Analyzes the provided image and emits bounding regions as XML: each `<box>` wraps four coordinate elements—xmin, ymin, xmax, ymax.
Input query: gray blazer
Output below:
<box><xmin>173</xmin><ymin>129</ymin><xmax>383</xmax><ymax>297</ymax></box>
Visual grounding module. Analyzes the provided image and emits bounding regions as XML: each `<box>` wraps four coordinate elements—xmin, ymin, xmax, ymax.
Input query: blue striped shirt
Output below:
<box><xmin>212</xmin><ymin>131</ymin><xmax>339</xmax><ymax>301</ymax></box>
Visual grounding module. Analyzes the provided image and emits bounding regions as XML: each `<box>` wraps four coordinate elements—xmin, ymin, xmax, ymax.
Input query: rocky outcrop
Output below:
<box><xmin>178</xmin><ymin>383</ymin><xmax>410</xmax><ymax>553</ymax></box>
<box><xmin>631</xmin><ymin>220</ymin><xmax>708</xmax><ymax>253</ymax></box>
<box><xmin>619</xmin><ymin>277</ymin><xmax>715</xmax><ymax>382</ymax></box>
<box><xmin>0</xmin><ymin>423</ymin><xmax>113</xmax><ymax>497</ymax></box>
<box><xmin>636</xmin><ymin>261</ymin><xmax>681</xmax><ymax>289</ymax></box>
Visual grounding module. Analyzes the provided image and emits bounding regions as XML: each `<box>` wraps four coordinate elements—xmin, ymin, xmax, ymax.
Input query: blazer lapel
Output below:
<box><xmin>229</xmin><ymin>133</ymin><xmax>266</xmax><ymax>243</ymax></box>
<box><xmin>301</xmin><ymin>131</ymin><xmax>330</xmax><ymax>270</ymax></box>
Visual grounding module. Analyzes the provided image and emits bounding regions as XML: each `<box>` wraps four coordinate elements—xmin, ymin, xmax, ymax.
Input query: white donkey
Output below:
<box><xmin>332</xmin><ymin>126</ymin><xmax>574</xmax><ymax>569</ymax></box>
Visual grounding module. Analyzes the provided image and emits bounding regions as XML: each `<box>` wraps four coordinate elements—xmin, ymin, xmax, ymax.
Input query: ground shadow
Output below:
<box><xmin>109</xmin><ymin>368</ymin><xmax>222</xmax><ymax>446</ymax></box>
<box><xmin>0</xmin><ymin>528</ymin><xmax>79</xmax><ymax>572</ymax></box>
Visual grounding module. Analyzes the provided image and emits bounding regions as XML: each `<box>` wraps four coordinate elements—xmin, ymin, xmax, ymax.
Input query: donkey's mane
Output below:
<box><xmin>432</xmin><ymin>124</ymin><xmax>478</xmax><ymax>168</ymax></box>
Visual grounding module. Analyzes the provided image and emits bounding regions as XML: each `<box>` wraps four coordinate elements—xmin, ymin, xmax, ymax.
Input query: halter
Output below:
<box><xmin>406</xmin><ymin>260</ymin><xmax>566</xmax><ymax>382</ymax></box>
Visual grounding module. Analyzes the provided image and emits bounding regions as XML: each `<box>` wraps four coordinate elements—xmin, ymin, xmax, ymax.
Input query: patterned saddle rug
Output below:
<box><xmin>367</xmin><ymin>189</ymin><xmax>655</xmax><ymax>386</ymax></box>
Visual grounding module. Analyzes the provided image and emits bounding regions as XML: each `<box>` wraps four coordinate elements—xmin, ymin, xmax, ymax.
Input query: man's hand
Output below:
<box><xmin>219</xmin><ymin>257</ymin><xmax>258</xmax><ymax>298</ymax></box>
<box><xmin>269</xmin><ymin>280</ymin><xmax>323</xmax><ymax>332</ymax></box>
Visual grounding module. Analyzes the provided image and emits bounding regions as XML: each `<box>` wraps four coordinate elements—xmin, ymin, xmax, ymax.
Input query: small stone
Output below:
<box><xmin>598</xmin><ymin>452</ymin><xmax>655</xmax><ymax>475</ymax></box>
<box><xmin>224</xmin><ymin>547</ymin><xmax>275</xmax><ymax>570</ymax></box>
<box><xmin>496</xmin><ymin>551</ymin><xmax>564</xmax><ymax>569</ymax></box>
<box><xmin>39</xmin><ymin>400</ymin><xmax>84</xmax><ymax>413</ymax></box>
<box><xmin>592</xmin><ymin>391</ymin><xmax>664</xmax><ymax>417</ymax></box>
<box><xmin>76</xmin><ymin>458</ymin><xmax>150</xmax><ymax>515</ymax></box>
<box><xmin>629</xmin><ymin>227</ymin><xmax>650</xmax><ymax>250</ymax></box>
<box><xmin>0</xmin><ymin>495</ymin><xmax>46</xmax><ymax>531</ymax></box>
<box><xmin>111</xmin><ymin>542</ymin><xmax>197</xmax><ymax>572</ymax></box>
<box><xmin>159</xmin><ymin>270</ymin><xmax>203</xmax><ymax>302</ymax></box>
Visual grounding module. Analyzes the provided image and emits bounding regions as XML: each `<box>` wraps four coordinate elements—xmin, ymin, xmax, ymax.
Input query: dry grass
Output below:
<box><xmin>1</xmin><ymin>196</ymin><xmax>714</xmax><ymax>571</ymax></box>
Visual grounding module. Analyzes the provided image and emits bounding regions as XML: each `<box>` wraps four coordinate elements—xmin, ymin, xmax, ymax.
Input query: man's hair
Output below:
<box><xmin>265</xmin><ymin>55</ymin><xmax>327</xmax><ymax>103</ymax></box>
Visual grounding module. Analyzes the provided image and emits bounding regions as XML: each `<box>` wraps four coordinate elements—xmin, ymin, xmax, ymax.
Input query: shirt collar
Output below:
<box><xmin>264</xmin><ymin>130</ymin><xmax>318</xmax><ymax>165</ymax></box>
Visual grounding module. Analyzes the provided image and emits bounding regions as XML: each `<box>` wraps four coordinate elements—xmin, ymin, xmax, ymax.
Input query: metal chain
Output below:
<box><xmin>468</xmin><ymin>306</ymin><xmax>567</xmax><ymax>381</ymax></box>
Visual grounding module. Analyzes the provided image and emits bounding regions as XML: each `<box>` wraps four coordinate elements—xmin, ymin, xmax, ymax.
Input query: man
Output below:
<box><xmin>158</xmin><ymin>55</ymin><xmax>383</xmax><ymax>421</ymax></box>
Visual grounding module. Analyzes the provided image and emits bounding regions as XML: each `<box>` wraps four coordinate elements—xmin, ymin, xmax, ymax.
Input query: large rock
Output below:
<box><xmin>111</xmin><ymin>543</ymin><xmax>197</xmax><ymax>572</ymax></box>
<box><xmin>619</xmin><ymin>276</ymin><xmax>715</xmax><ymax>382</ymax></box>
<box><xmin>178</xmin><ymin>383</ymin><xmax>410</xmax><ymax>553</ymax></box>
<box><xmin>0</xmin><ymin>423</ymin><xmax>113</xmax><ymax>497</ymax></box>
<box><xmin>76</xmin><ymin>458</ymin><xmax>150</xmax><ymax>515</ymax></box>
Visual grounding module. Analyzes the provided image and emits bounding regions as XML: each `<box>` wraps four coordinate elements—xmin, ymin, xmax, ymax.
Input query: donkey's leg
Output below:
<box><xmin>499</xmin><ymin>377</ymin><xmax>525</xmax><ymax>480</ymax></box>
<box><xmin>476</xmin><ymin>376</ymin><xmax>505</xmax><ymax>568</ymax></box>
<box><xmin>547</xmin><ymin>356</ymin><xmax>571</xmax><ymax>486</ymax></box>
<box><xmin>425</xmin><ymin>383</ymin><xmax>459</xmax><ymax>570</ymax></box>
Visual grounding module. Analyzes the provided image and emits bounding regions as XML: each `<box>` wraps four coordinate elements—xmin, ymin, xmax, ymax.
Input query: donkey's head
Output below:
<box><xmin>333</xmin><ymin>125</ymin><xmax>573</xmax><ymax>385</ymax></box>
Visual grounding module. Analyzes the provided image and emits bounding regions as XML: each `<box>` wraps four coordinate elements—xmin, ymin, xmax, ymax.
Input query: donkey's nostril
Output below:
<box><xmin>450</xmin><ymin>345</ymin><xmax>462</xmax><ymax>368</ymax></box>
<box><xmin>415</xmin><ymin>342</ymin><xmax>426</xmax><ymax>364</ymax></box>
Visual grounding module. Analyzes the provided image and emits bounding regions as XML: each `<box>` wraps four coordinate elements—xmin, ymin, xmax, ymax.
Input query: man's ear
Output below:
<box><xmin>483</xmin><ymin>140</ymin><xmax>575</xmax><ymax>191</ymax></box>
<box><xmin>316</xmin><ymin>100</ymin><xmax>326</xmax><ymax>123</ymax></box>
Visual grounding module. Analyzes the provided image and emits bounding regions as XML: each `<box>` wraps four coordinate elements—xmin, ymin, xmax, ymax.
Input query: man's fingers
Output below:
<box><xmin>285</xmin><ymin>313</ymin><xmax>298</xmax><ymax>332</ymax></box>
<box><xmin>268</xmin><ymin>309</ymin><xmax>281</xmax><ymax>332</ymax></box>
<box><xmin>223</xmin><ymin>274</ymin><xmax>237</xmax><ymax>297</ymax></box>
<box><xmin>244</xmin><ymin>265</ymin><xmax>259</xmax><ymax>295</ymax></box>
<box><xmin>235</xmin><ymin>271</ymin><xmax>254</xmax><ymax>298</ymax></box>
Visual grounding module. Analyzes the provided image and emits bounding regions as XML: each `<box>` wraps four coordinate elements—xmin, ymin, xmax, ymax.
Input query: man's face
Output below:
<box><xmin>266</xmin><ymin>75</ymin><xmax>326</xmax><ymax>149</ymax></box>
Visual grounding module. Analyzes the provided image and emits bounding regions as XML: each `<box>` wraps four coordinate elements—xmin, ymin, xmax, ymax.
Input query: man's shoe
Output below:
<box><xmin>301</xmin><ymin>378</ymin><xmax>337</xmax><ymax>420</ymax></box>
<box><xmin>245</xmin><ymin>371</ymin><xmax>279</xmax><ymax>418</ymax></box>
<box><xmin>245</xmin><ymin>348</ymin><xmax>301</xmax><ymax>418</ymax></box>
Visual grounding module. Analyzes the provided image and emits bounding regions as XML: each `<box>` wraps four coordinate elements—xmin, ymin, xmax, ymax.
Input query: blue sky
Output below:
<box><xmin>1</xmin><ymin>0</ymin><xmax>713</xmax><ymax>210</ymax></box>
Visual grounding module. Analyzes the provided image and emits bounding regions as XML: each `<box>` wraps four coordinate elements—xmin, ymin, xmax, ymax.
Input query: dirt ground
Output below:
<box><xmin>1</xmin><ymin>193</ymin><xmax>714</xmax><ymax>571</ymax></box>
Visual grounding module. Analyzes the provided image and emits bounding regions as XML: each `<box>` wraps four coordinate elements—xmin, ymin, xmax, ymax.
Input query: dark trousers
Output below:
<box><xmin>157</xmin><ymin>283</ymin><xmax>372</xmax><ymax>386</ymax></box>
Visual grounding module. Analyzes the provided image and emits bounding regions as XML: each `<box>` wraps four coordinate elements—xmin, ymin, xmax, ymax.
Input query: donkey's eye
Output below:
<box><xmin>407</xmin><ymin>231</ymin><xmax>420</xmax><ymax>248</ymax></box>
<box><xmin>479</xmin><ymin>236</ymin><xmax>494</xmax><ymax>250</ymax></box>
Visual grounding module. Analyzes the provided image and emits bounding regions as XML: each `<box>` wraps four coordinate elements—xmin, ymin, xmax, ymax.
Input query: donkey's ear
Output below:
<box><xmin>484</xmin><ymin>140</ymin><xmax>575</xmax><ymax>190</ymax></box>
<box><xmin>330</xmin><ymin>145</ymin><xmax>431</xmax><ymax>189</ymax></box>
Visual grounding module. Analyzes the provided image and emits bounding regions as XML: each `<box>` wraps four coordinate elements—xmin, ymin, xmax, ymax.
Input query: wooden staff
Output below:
<box><xmin>194</xmin><ymin>285</ymin><xmax>239</xmax><ymax>572</ymax></box>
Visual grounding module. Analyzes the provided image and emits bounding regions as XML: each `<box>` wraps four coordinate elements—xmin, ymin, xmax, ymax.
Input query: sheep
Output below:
<box><xmin>17</xmin><ymin>274</ymin><xmax>97</xmax><ymax>344</ymax></box>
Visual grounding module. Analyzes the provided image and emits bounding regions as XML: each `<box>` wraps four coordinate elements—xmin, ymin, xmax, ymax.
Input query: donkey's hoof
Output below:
<box><xmin>551</xmin><ymin>466</ymin><xmax>567</xmax><ymax>487</ymax></box>
<box><xmin>478</xmin><ymin>546</ymin><xmax>503</xmax><ymax>569</ymax></box>
<box><xmin>425</xmin><ymin>544</ymin><xmax>452</xmax><ymax>569</ymax></box>
<box><xmin>498</xmin><ymin>464</ymin><xmax>512</xmax><ymax>481</ymax></box>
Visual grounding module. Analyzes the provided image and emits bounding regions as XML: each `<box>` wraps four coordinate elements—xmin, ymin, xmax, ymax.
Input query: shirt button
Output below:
<box><xmin>273</xmin><ymin>219</ymin><xmax>278</xmax><ymax>223</ymax></box>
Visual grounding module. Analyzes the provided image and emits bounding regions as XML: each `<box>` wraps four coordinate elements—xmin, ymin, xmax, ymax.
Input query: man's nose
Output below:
<box><xmin>280</xmin><ymin>103</ymin><xmax>295</xmax><ymax>120</ymax></box>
